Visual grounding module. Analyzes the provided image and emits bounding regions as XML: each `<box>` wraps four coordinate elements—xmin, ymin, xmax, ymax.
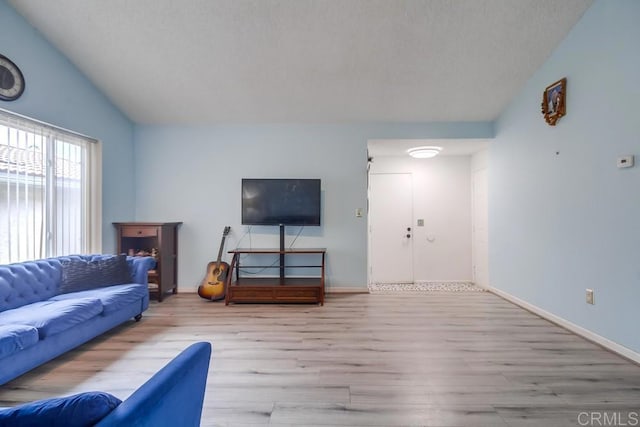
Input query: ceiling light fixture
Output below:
<box><xmin>407</xmin><ymin>146</ymin><xmax>442</xmax><ymax>159</ymax></box>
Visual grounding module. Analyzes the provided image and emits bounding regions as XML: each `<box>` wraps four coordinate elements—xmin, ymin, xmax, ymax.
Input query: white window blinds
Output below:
<box><xmin>0</xmin><ymin>109</ymin><xmax>101</xmax><ymax>264</ymax></box>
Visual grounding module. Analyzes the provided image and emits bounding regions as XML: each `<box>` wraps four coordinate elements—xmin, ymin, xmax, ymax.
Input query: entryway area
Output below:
<box><xmin>367</xmin><ymin>139</ymin><xmax>490</xmax><ymax>290</ymax></box>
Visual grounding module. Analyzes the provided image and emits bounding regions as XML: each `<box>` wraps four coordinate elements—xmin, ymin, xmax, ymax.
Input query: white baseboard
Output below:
<box><xmin>326</xmin><ymin>286</ymin><xmax>369</xmax><ymax>294</ymax></box>
<box><xmin>179</xmin><ymin>286</ymin><xmax>369</xmax><ymax>294</ymax></box>
<box><xmin>414</xmin><ymin>279</ymin><xmax>474</xmax><ymax>283</ymax></box>
<box><xmin>488</xmin><ymin>285</ymin><xmax>640</xmax><ymax>365</ymax></box>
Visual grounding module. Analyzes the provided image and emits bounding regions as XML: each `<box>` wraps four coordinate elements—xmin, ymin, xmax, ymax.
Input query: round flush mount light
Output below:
<box><xmin>407</xmin><ymin>146</ymin><xmax>442</xmax><ymax>159</ymax></box>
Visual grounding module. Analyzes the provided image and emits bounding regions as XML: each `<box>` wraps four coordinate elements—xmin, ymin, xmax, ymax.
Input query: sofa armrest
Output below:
<box><xmin>95</xmin><ymin>341</ymin><xmax>212</xmax><ymax>427</ymax></box>
<box><xmin>127</xmin><ymin>256</ymin><xmax>156</xmax><ymax>285</ymax></box>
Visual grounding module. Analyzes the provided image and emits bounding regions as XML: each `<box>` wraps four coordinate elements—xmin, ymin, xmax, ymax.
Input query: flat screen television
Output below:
<box><xmin>241</xmin><ymin>178</ymin><xmax>321</xmax><ymax>226</ymax></box>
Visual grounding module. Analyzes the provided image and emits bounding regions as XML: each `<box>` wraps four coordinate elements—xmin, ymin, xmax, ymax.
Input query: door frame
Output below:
<box><xmin>471</xmin><ymin>167</ymin><xmax>489</xmax><ymax>287</ymax></box>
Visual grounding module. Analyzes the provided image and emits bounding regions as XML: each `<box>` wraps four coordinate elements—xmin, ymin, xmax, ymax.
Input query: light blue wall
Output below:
<box><xmin>0</xmin><ymin>0</ymin><xmax>135</xmax><ymax>252</ymax></box>
<box><xmin>134</xmin><ymin>123</ymin><xmax>493</xmax><ymax>290</ymax></box>
<box><xmin>491</xmin><ymin>0</ymin><xmax>640</xmax><ymax>351</ymax></box>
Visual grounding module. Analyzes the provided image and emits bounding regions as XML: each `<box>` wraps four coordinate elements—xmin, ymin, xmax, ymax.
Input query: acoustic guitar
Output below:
<box><xmin>197</xmin><ymin>226</ymin><xmax>231</xmax><ymax>301</ymax></box>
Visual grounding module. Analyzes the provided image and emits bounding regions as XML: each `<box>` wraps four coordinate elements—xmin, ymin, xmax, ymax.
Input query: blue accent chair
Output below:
<box><xmin>96</xmin><ymin>341</ymin><xmax>212</xmax><ymax>426</ymax></box>
<box><xmin>0</xmin><ymin>341</ymin><xmax>212</xmax><ymax>427</ymax></box>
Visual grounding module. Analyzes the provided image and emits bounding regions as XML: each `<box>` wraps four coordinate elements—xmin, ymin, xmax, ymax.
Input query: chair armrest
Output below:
<box><xmin>95</xmin><ymin>342</ymin><xmax>212</xmax><ymax>427</ymax></box>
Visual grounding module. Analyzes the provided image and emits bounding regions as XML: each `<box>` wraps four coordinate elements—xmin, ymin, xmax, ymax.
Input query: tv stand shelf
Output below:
<box><xmin>225</xmin><ymin>248</ymin><xmax>325</xmax><ymax>305</ymax></box>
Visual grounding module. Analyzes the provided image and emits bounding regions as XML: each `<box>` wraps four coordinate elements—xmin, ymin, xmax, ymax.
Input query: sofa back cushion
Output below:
<box><xmin>0</xmin><ymin>391</ymin><xmax>121</xmax><ymax>427</ymax></box>
<box><xmin>0</xmin><ymin>260</ymin><xmax>62</xmax><ymax>313</ymax></box>
<box><xmin>59</xmin><ymin>255</ymin><xmax>133</xmax><ymax>294</ymax></box>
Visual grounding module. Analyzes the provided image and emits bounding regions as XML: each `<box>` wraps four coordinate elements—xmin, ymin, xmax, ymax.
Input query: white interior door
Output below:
<box><xmin>369</xmin><ymin>173</ymin><xmax>413</xmax><ymax>284</ymax></box>
<box><xmin>472</xmin><ymin>168</ymin><xmax>489</xmax><ymax>287</ymax></box>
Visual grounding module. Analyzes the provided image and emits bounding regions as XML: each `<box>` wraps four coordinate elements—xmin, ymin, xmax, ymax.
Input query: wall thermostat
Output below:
<box><xmin>617</xmin><ymin>155</ymin><xmax>634</xmax><ymax>168</ymax></box>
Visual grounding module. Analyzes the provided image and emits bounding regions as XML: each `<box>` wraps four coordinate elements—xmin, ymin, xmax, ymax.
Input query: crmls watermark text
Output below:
<box><xmin>578</xmin><ymin>411</ymin><xmax>640</xmax><ymax>426</ymax></box>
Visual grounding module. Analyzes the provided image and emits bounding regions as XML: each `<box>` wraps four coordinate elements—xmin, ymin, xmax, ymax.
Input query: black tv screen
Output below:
<box><xmin>242</xmin><ymin>179</ymin><xmax>321</xmax><ymax>226</ymax></box>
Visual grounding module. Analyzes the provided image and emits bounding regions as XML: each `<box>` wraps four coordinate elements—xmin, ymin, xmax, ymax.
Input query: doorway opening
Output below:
<box><xmin>367</xmin><ymin>139</ymin><xmax>490</xmax><ymax>290</ymax></box>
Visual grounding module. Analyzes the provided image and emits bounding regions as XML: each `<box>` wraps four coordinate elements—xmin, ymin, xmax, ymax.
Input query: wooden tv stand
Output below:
<box><xmin>225</xmin><ymin>248</ymin><xmax>325</xmax><ymax>305</ymax></box>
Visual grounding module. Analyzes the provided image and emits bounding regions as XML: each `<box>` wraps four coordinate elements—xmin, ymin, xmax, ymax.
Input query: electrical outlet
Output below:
<box><xmin>586</xmin><ymin>289</ymin><xmax>594</xmax><ymax>305</ymax></box>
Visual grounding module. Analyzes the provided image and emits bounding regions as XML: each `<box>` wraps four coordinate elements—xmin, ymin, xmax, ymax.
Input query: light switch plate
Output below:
<box><xmin>586</xmin><ymin>289</ymin><xmax>594</xmax><ymax>305</ymax></box>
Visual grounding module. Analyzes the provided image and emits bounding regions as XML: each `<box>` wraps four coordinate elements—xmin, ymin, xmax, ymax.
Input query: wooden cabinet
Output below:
<box><xmin>225</xmin><ymin>248</ymin><xmax>325</xmax><ymax>305</ymax></box>
<box><xmin>113</xmin><ymin>222</ymin><xmax>182</xmax><ymax>302</ymax></box>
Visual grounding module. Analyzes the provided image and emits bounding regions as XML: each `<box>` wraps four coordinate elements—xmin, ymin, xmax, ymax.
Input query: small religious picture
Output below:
<box><xmin>541</xmin><ymin>78</ymin><xmax>566</xmax><ymax>126</ymax></box>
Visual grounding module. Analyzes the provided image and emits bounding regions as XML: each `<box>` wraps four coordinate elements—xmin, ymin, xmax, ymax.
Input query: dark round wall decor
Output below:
<box><xmin>0</xmin><ymin>54</ymin><xmax>25</xmax><ymax>101</ymax></box>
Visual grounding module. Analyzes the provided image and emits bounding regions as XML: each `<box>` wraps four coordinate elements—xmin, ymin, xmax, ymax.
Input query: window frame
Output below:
<box><xmin>0</xmin><ymin>108</ymin><xmax>102</xmax><ymax>262</ymax></box>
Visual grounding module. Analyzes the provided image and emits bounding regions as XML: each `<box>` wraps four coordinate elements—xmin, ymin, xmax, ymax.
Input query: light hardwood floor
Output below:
<box><xmin>2</xmin><ymin>292</ymin><xmax>640</xmax><ymax>426</ymax></box>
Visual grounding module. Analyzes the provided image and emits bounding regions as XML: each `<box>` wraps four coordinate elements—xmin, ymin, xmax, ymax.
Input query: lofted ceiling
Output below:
<box><xmin>9</xmin><ymin>0</ymin><xmax>592</xmax><ymax>125</ymax></box>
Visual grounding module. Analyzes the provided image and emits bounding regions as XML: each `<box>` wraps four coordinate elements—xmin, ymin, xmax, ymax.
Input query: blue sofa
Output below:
<box><xmin>0</xmin><ymin>341</ymin><xmax>212</xmax><ymax>427</ymax></box>
<box><xmin>0</xmin><ymin>254</ymin><xmax>156</xmax><ymax>386</ymax></box>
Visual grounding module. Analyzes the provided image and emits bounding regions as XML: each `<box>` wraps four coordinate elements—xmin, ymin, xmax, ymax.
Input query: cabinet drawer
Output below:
<box><xmin>274</xmin><ymin>287</ymin><xmax>320</xmax><ymax>302</ymax></box>
<box><xmin>229</xmin><ymin>288</ymin><xmax>274</xmax><ymax>301</ymax></box>
<box><xmin>121</xmin><ymin>226</ymin><xmax>158</xmax><ymax>237</ymax></box>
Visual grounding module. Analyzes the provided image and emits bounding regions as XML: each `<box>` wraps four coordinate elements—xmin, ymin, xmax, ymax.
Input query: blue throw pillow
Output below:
<box><xmin>60</xmin><ymin>255</ymin><xmax>133</xmax><ymax>294</ymax></box>
<box><xmin>0</xmin><ymin>391</ymin><xmax>121</xmax><ymax>427</ymax></box>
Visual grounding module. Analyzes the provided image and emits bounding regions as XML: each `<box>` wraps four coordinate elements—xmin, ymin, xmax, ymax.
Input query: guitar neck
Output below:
<box><xmin>213</xmin><ymin>227</ymin><xmax>231</xmax><ymax>267</ymax></box>
<box><xmin>215</xmin><ymin>237</ymin><xmax>226</xmax><ymax>266</ymax></box>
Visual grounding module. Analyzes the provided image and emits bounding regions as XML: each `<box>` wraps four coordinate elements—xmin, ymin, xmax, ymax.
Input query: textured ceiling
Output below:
<box><xmin>9</xmin><ymin>0</ymin><xmax>592</xmax><ymax>124</ymax></box>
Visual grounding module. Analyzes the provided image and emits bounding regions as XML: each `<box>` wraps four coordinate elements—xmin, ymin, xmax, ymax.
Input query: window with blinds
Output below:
<box><xmin>0</xmin><ymin>110</ymin><xmax>101</xmax><ymax>264</ymax></box>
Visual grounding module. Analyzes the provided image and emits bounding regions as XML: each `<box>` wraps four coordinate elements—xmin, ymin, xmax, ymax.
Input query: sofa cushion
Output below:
<box><xmin>50</xmin><ymin>284</ymin><xmax>147</xmax><ymax>315</ymax></box>
<box><xmin>0</xmin><ymin>391</ymin><xmax>121</xmax><ymax>427</ymax></box>
<box><xmin>59</xmin><ymin>255</ymin><xmax>132</xmax><ymax>294</ymax></box>
<box><xmin>0</xmin><ymin>298</ymin><xmax>103</xmax><ymax>339</ymax></box>
<box><xmin>0</xmin><ymin>324</ymin><xmax>39</xmax><ymax>360</ymax></box>
<box><xmin>0</xmin><ymin>260</ymin><xmax>62</xmax><ymax>313</ymax></box>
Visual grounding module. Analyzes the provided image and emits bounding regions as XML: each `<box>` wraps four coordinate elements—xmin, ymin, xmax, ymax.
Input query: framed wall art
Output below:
<box><xmin>541</xmin><ymin>78</ymin><xmax>566</xmax><ymax>126</ymax></box>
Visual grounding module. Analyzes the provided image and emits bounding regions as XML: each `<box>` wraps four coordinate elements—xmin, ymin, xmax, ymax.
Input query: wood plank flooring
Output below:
<box><xmin>2</xmin><ymin>292</ymin><xmax>640</xmax><ymax>426</ymax></box>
